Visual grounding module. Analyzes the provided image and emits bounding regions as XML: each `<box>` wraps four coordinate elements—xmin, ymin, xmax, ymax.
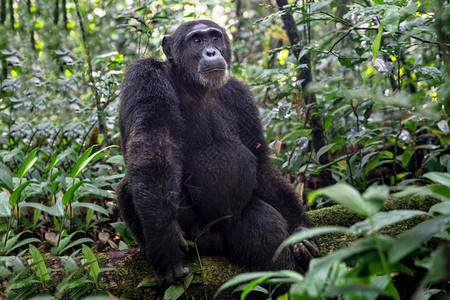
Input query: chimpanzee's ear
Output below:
<box><xmin>162</xmin><ymin>36</ymin><xmax>174</xmax><ymax>60</ymax></box>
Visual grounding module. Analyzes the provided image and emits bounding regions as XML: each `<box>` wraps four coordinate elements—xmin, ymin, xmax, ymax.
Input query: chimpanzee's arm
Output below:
<box><xmin>119</xmin><ymin>58</ymin><xmax>188</xmax><ymax>284</ymax></box>
<box><xmin>223</xmin><ymin>78</ymin><xmax>313</xmax><ymax>231</ymax></box>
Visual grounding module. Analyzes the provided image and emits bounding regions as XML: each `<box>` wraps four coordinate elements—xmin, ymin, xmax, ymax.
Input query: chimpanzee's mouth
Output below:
<box><xmin>200</xmin><ymin>67</ymin><xmax>226</xmax><ymax>73</ymax></box>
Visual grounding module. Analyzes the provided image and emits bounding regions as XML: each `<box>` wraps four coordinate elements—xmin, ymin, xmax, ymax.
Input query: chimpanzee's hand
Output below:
<box><xmin>154</xmin><ymin>234</ymin><xmax>190</xmax><ymax>285</ymax></box>
<box><xmin>290</xmin><ymin>227</ymin><xmax>321</xmax><ymax>273</ymax></box>
<box><xmin>155</xmin><ymin>264</ymin><xmax>190</xmax><ymax>286</ymax></box>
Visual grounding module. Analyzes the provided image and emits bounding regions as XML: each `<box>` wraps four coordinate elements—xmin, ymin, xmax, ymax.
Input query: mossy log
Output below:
<box><xmin>95</xmin><ymin>196</ymin><xmax>437</xmax><ymax>299</ymax></box>
<box><xmin>2</xmin><ymin>197</ymin><xmax>433</xmax><ymax>298</ymax></box>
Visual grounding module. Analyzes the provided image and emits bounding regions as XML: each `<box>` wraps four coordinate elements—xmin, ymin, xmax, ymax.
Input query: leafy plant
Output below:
<box><xmin>216</xmin><ymin>172</ymin><xmax>450</xmax><ymax>299</ymax></box>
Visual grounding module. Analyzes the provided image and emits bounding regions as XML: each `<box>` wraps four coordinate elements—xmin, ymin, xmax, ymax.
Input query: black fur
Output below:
<box><xmin>117</xmin><ymin>20</ymin><xmax>320</xmax><ymax>285</ymax></box>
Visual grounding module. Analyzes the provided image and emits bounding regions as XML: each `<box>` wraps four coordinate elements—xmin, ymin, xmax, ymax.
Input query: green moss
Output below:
<box><xmin>306</xmin><ymin>196</ymin><xmax>439</xmax><ymax>255</ymax></box>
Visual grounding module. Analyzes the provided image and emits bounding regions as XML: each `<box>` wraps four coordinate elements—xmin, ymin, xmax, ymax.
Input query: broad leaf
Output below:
<box><xmin>388</xmin><ymin>216</ymin><xmax>449</xmax><ymax>263</ymax></box>
<box><xmin>17</xmin><ymin>148</ymin><xmax>38</xmax><ymax>179</ymax></box>
<box><xmin>274</xmin><ymin>226</ymin><xmax>348</xmax><ymax>260</ymax></box>
<box><xmin>62</xmin><ymin>181</ymin><xmax>84</xmax><ymax>205</ymax></box>
<box><xmin>384</xmin><ymin>7</ymin><xmax>400</xmax><ymax>35</ymax></box>
<box><xmin>29</xmin><ymin>245</ymin><xmax>51</xmax><ymax>283</ymax></box>
<box><xmin>350</xmin><ymin>210</ymin><xmax>426</xmax><ymax>235</ymax></box>
<box><xmin>309</xmin><ymin>183</ymin><xmax>370</xmax><ymax>216</ymax></box>
<box><xmin>423</xmin><ymin>172</ymin><xmax>450</xmax><ymax>187</ymax></box>
<box><xmin>9</xmin><ymin>181</ymin><xmax>31</xmax><ymax>205</ymax></box>
<box><xmin>82</xmin><ymin>245</ymin><xmax>100</xmax><ymax>286</ymax></box>
<box><xmin>372</xmin><ymin>23</ymin><xmax>384</xmax><ymax>63</ymax></box>
<box><xmin>72</xmin><ymin>202</ymin><xmax>109</xmax><ymax>217</ymax></box>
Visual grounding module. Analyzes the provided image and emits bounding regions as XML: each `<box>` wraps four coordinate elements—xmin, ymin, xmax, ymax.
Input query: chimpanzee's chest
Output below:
<box><xmin>179</xmin><ymin>97</ymin><xmax>257</xmax><ymax>193</ymax></box>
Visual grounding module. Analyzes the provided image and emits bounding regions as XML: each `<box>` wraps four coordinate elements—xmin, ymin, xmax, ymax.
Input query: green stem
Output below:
<box><xmin>194</xmin><ymin>243</ymin><xmax>208</xmax><ymax>300</ymax></box>
<box><xmin>368</xmin><ymin>217</ymin><xmax>390</xmax><ymax>276</ymax></box>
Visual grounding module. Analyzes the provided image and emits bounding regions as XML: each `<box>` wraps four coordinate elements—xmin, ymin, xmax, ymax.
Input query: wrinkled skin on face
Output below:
<box><xmin>162</xmin><ymin>21</ymin><xmax>231</xmax><ymax>89</ymax></box>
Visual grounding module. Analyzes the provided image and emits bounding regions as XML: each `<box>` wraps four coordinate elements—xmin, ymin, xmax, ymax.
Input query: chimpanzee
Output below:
<box><xmin>117</xmin><ymin>20</ymin><xmax>320</xmax><ymax>286</ymax></box>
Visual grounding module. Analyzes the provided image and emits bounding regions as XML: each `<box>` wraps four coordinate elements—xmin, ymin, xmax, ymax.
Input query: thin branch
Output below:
<box><xmin>329</xmin><ymin>30</ymin><xmax>352</xmax><ymax>54</ymax></box>
<box><xmin>73</xmin><ymin>0</ymin><xmax>108</xmax><ymax>145</ymax></box>
<box><xmin>318</xmin><ymin>10</ymin><xmax>450</xmax><ymax>47</ymax></box>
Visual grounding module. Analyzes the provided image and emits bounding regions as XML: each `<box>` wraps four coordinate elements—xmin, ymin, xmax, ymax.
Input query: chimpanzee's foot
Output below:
<box><xmin>290</xmin><ymin>227</ymin><xmax>321</xmax><ymax>273</ymax></box>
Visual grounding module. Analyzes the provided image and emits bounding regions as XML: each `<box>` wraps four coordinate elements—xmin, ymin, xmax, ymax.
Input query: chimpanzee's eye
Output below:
<box><xmin>193</xmin><ymin>37</ymin><xmax>202</xmax><ymax>44</ymax></box>
<box><xmin>211</xmin><ymin>35</ymin><xmax>221</xmax><ymax>42</ymax></box>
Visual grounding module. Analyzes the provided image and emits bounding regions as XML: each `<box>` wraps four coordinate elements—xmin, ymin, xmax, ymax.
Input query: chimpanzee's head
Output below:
<box><xmin>162</xmin><ymin>20</ymin><xmax>232</xmax><ymax>89</ymax></box>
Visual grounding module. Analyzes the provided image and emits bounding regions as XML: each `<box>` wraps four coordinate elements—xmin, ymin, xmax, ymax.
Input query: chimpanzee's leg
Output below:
<box><xmin>223</xmin><ymin>199</ymin><xmax>306</xmax><ymax>274</ymax></box>
<box><xmin>178</xmin><ymin>198</ymin><xmax>225</xmax><ymax>254</ymax></box>
<box><xmin>116</xmin><ymin>176</ymin><xmax>145</xmax><ymax>247</ymax></box>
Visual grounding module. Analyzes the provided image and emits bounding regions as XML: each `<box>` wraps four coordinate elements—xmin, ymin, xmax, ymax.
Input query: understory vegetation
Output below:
<box><xmin>0</xmin><ymin>0</ymin><xmax>449</xmax><ymax>299</ymax></box>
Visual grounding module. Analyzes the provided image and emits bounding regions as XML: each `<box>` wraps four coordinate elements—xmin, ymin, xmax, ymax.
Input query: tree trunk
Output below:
<box><xmin>27</xmin><ymin>0</ymin><xmax>35</xmax><ymax>51</ymax></box>
<box><xmin>53</xmin><ymin>0</ymin><xmax>59</xmax><ymax>25</ymax></box>
<box><xmin>276</xmin><ymin>0</ymin><xmax>334</xmax><ymax>186</ymax></box>
<box><xmin>0</xmin><ymin>0</ymin><xmax>6</xmax><ymax>25</ymax></box>
<box><xmin>62</xmin><ymin>0</ymin><xmax>67</xmax><ymax>30</ymax></box>
<box><xmin>8</xmin><ymin>0</ymin><xmax>13</xmax><ymax>30</ymax></box>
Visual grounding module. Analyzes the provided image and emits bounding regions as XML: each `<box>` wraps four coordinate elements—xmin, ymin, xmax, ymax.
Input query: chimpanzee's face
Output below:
<box><xmin>163</xmin><ymin>20</ymin><xmax>231</xmax><ymax>89</ymax></box>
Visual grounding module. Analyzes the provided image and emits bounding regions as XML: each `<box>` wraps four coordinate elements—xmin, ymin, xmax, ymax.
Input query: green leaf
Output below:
<box><xmin>70</xmin><ymin>146</ymin><xmax>94</xmax><ymax>178</ymax></box>
<box><xmin>384</xmin><ymin>7</ymin><xmax>400</xmax><ymax>35</ymax></box>
<box><xmin>32</xmin><ymin>208</ymin><xmax>42</xmax><ymax>229</ymax></box>
<box><xmin>0</xmin><ymin>166</ymin><xmax>14</xmax><ymax>191</ymax></box>
<box><xmin>6</xmin><ymin>278</ymin><xmax>40</xmax><ymax>291</ymax></box>
<box><xmin>54</xmin><ymin>231</ymin><xmax>77</xmax><ymax>254</ymax></box>
<box><xmin>118</xmin><ymin>241</ymin><xmax>129</xmax><ymax>250</ymax></box>
<box><xmin>0</xmin><ymin>192</ymin><xmax>11</xmax><ymax>217</ymax></box>
<box><xmin>361</xmin><ymin>185</ymin><xmax>389</xmax><ymax>214</ymax></box>
<box><xmin>350</xmin><ymin>210</ymin><xmax>426</xmax><ymax>235</ymax></box>
<box><xmin>137</xmin><ymin>275</ymin><xmax>157</xmax><ymax>287</ymax></box>
<box><xmin>44</xmin><ymin>152</ymin><xmax>59</xmax><ymax>174</ymax></box>
<box><xmin>324</xmin><ymin>115</ymin><xmax>334</xmax><ymax>132</ymax></box>
<box><xmin>233</xmin><ymin>283</ymin><xmax>268</xmax><ymax>295</ymax></box>
<box><xmin>388</xmin><ymin>216</ymin><xmax>449</xmax><ymax>263</ymax></box>
<box><xmin>9</xmin><ymin>181</ymin><xmax>31</xmax><ymax>205</ymax></box>
<box><xmin>429</xmin><ymin>202</ymin><xmax>450</xmax><ymax>216</ymax></box>
<box><xmin>70</xmin><ymin>145</ymin><xmax>116</xmax><ymax>178</ymax></box>
<box><xmin>110</xmin><ymin>222</ymin><xmax>134</xmax><ymax>245</ymax></box>
<box><xmin>402</xmin><ymin>148</ymin><xmax>414</xmax><ymax>167</ymax></box>
<box><xmin>400</xmin><ymin>2</ymin><xmax>418</xmax><ymax>21</ymax></box>
<box><xmin>57</xmin><ymin>278</ymin><xmax>93</xmax><ymax>294</ymax></box>
<box><xmin>72</xmin><ymin>202</ymin><xmax>109</xmax><ymax>217</ymax></box>
<box><xmin>85</xmin><ymin>208</ymin><xmax>94</xmax><ymax>229</ymax></box>
<box><xmin>7</xmin><ymin>237</ymin><xmax>40</xmax><ymax>254</ymax></box>
<box><xmin>19</xmin><ymin>202</ymin><xmax>56</xmax><ymax>216</ymax></box>
<box><xmin>317</xmin><ymin>144</ymin><xmax>335</xmax><ymax>161</ymax></box>
<box><xmin>364</xmin><ymin>155</ymin><xmax>381</xmax><ymax>174</ymax></box>
<box><xmin>274</xmin><ymin>226</ymin><xmax>348</xmax><ymax>260</ymax></box>
<box><xmin>372</xmin><ymin>23</ymin><xmax>384</xmax><ymax>64</ymax></box>
<box><xmin>240</xmin><ymin>276</ymin><xmax>271</xmax><ymax>299</ymax></box>
<box><xmin>195</xmin><ymin>215</ymin><xmax>232</xmax><ymax>242</ymax></box>
<box><xmin>29</xmin><ymin>245</ymin><xmax>51</xmax><ymax>283</ymax></box>
<box><xmin>281</xmin><ymin>129</ymin><xmax>312</xmax><ymax>142</ymax></box>
<box><xmin>215</xmin><ymin>271</ymin><xmax>282</xmax><ymax>298</ymax></box>
<box><xmin>61</xmin><ymin>238</ymin><xmax>94</xmax><ymax>254</ymax></box>
<box><xmin>106</xmin><ymin>155</ymin><xmax>124</xmax><ymax>165</ymax></box>
<box><xmin>416</xmin><ymin>246</ymin><xmax>449</xmax><ymax>285</ymax></box>
<box><xmin>62</xmin><ymin>181</ymin><xmax>84</xmax><ymax>205</ymax></box>
<box><xmin>309</xmin><ymin>183</ymin><xmax>371</xmax><ymax>216</ymax></box>
<box><xmin>415</xmin><ymin>67</ymin><xmax>442</xmax><ymax>80</ymax></box>
<box><xmin>423</xmin><ymin>172</ymin><xmax>450</xmax><ymax>187</ymax></box>
<box><xmin>82</xmin><ymin>245</ymin><xmax>100</xmax><ymax>286</ymax></box>
<box><xmin>183</xmin><ymin>272</ymin><xmax>194</xmax><ymax>288</ymax></box>
<box><xmin>17</xmin><ymin>148</ymin><xmax>38</xmax><ymax>179</ymax></box>
<box><xmin>164</xmin><ymin>283</ymin><xmax>185</xmax><ymax>300</ymax></box>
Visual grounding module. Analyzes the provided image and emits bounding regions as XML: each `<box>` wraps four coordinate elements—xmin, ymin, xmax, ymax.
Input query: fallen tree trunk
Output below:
<box><xmin>96</xmin><ymin>196</ymin><xmax>437</xmax><ymax>299</ymax></box>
